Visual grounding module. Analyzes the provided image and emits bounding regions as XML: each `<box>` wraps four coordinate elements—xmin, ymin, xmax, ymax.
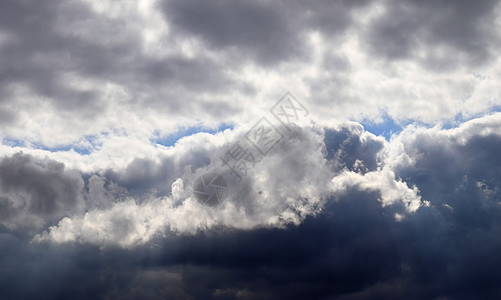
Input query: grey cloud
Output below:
<box><xmin>324</xmin><ymin>124</ymin><xmax>385</xmax><ymax>173</ymax></box>
<box><xmin>84</xmin><ymin>174</ymin><xmax>131</xmax><ymax>210</ymax></box>
<box><xmin>0</xmin><ymin>0</ymin><xmax>104</xmax><ymax>111</ymax></box>
<box><xmin>104</xmin><ymin>156</ymin><xmax>177</xmax><ymax>199</ymax></box>
<box><xmin>2</xmin><ymin>0</ymin><xmax>497</xmax><ymax>149</ymax></box>
<box><xmin>106</xmin><ymin>123</ymin><xmax>329</xmax><ymax>205</ymax></box>
<box><xmin>161</xmin><ymin>0</ymin><xmax>374</xmax><ymax>67</ymax></box>
<box><xmin>363</xmin><ymin>0</ymin><xmax>500</xmax><ymax>69</ymax></box>
<box><xmin>0</xmin><ymin>152</ymin><xmax>84</xmax><ymax>229</ymax></box>
<box><xmin>394</xmin><ymin>131</ymin><xmax>501</xmax><ymax>228</ymax></box>
<box><xmin>296</xmin><ymin>0</ymin><xmax>372</xmax><ymax>36</ymax></box>
<box><xmin>162</xmin><ymin>0</ymin><xmax>307</xmax><ymax>66</ymax></box>
<box><xmin>0</xmin><ymin>0</ymin><xmax>248</xmax><ymax>133</ymax></box>
<box><xmin>102</xmin><ymin>138</ymin><xmax>216</xmax><ymax>199</ymax></box>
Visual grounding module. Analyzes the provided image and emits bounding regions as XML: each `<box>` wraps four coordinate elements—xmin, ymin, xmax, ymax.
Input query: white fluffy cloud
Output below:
<box><xmin>26</xmin><ymin>118</ymin><xmax>431</xmax><ymax>247</ymax></box>
<box><xmin>29</xmin><ymin>112</ymin><xmax>501</xmax><ymax>249</ymax></box>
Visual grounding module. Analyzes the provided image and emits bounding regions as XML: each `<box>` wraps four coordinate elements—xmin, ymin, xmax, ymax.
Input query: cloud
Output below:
<box><xmin>0</xmin><ymin>0</ymin><xmax>251</xmax><ymax>147</ymax></box>
<box><xmin>34</xmin><ymin>124</ymin><xmax>332</xmax><ymax>246</ymax></box>
<box><xmin>34</xmin><ymin>120</ymin><xmax>427</xmax><ymax>247</ymax></box>
<box><xmin>0</xmin><ymin>114</ymin><xmax>499</xmax><ymax>298</ymax></box>
<box><xmin>0</xmin><ymin>0</ymin><xmax>500</xmax><ymax>152</ymax></box>
<box><xmin>1</xmin><ymin>0</ymin><xmax>501</xmax><ymax>298</ymax></box>
<box><xmin>161</xmin><ymin>0</ymin><xmax>305</xmax><ymax>66</ymax></box>
<box><xmin>0</xmin><ymin>152</ymin><xmax>84</xmax><ymax>230</ymax></box>
<box><xmin>363</xmin><ymin>0</ymin><xmax>500</xmax><ymax>69</ymax></box>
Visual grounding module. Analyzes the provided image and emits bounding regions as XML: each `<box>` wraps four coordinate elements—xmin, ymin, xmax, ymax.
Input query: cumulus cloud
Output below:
<box><xmin>32</xmin><ymin>120</ymin><xmax>430</xmax><ymax>247</ymax></box>
<box><xmin>34</xmin><ymin>124</ymin><xmax>330</xmax><ymax>246</ymax></box>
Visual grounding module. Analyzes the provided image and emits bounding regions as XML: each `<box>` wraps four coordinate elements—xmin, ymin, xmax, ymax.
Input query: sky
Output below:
<box><xmin>1</xmin><ymin>0</ymin><xmax>501</xmax><ymax>299</ymax></box>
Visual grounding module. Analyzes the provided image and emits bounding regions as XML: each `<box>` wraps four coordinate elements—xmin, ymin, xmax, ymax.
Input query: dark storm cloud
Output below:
<box><xmin>394</xmin><ymin>131</ymin><xmax>501</xmax><ymax>230</ymax></box>
<box><xmin>0</xmin><ymin>152</ymin><xmax>84</xmax><ymax>229</ymax></box>
<box><xmin>4</xmin><ymin>189</ymin><xmax>400</xmax><ymax>300</ymax></box>
<box><xmin>0</xmin><ymin>233</ymin><xmax>126</xmax><ymax>300</ymax></box>
<box><xmin>363</xmin><ymin>0</ymin><xmax>500</xmax><ymax>69</ymax></box>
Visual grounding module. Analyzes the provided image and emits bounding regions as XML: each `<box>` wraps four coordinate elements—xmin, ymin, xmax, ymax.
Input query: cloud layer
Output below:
<box><xmin>1</xmin><ymin>0</ymin><xmax>501</xmax><ymax>298</ymax></box>
<box><xmin>1</xmin><ymin>0</ymin><xmax>500</xmax><ymax>149</ymax></box>
<box><xmin>0</xmin><ymin>113</ymin><xmax>501</xmax><ymax>298</ymax></box>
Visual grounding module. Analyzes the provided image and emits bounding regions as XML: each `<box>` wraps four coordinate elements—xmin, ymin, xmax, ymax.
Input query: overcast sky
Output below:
<box><xmin>1</xmin><ymin>0</ymin><xmax>501</xmax><ymax>299</ymax></box>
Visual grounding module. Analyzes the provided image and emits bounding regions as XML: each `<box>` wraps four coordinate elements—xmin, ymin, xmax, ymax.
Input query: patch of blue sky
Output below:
<box><xmin>441</xmin><ymin>105</ymin><xmax>501</xmax><ymax>130</ymax></box>
<box><xmin>29</xmin><ymin>142</ymin><xmax>92</xmax><ymax>155</ymax></box>
<box><xmin>1</xmin><ymin>135</ymin><xmax>102</xmax><ymax>155</ymax></box>
<box><xmin>1</xmin><ymin>138</ymin><xmax>25</xmax><ymax>148</ymax></box>
<box><xmin>154</xmin><ymin>123</ymin><xmax>234</xmax><ymax>147</ymax></box>
<box><xmin>360</xmin><ymin>115</ymin><xmax>403</xmax><ymax>140</ymax></box>
<box><xmin>361</xmin><ymin>105</ymin><xmax>501</xmax><ymax>139</ymax></box>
